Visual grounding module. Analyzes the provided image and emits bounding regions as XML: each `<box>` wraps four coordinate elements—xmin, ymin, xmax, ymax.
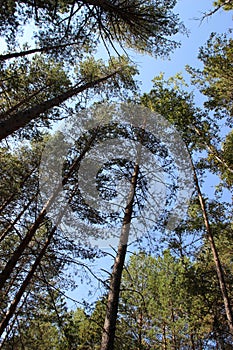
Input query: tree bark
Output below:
<box><xmin>193</xmin><ymin>126</ymin><xmax>233</xmax><ymax>174</ymax></box>
<box><xmin>202</xmin><ymin>0</ymin><xmax>232</xmax><ymax>20</ymax></box>
<box><xmin>0</xmin><ymin>204</ymin><xmax>49</xmax><ymax>291</ymax></box>
<box><xmin>190</xmin><ymin>333</ymin><xmax>195</xmax><ymax>350</ymax></box>
<box><xmin>0</xmin><ymin>165</ymin><xmax>37</xmax><ymax>213</ymax></box>
<box><xmin>0</xmin><ymin>224</ymin><xmax>56</xmax><ymax>337</ymax></box>
<box><xmin>0</xmin><ymin>42</ymin><xmax>80</xmax><ymax>61</ymax></box>
<box><xmin>0</xmin><ymin>71</ymin><xmax>118</xmax><ymax>141</ymax></box>
<box><xmin>171</xmin><ymin>307</ymin><xmax>177</xmax><ymax>350</ymax></box>
<box><xmin>0</xmin><ymin>191</ymin><xmax>39</xmax><ymax>242</ymax></box>
<box><xmin>100</xmin><ymin>163</ymin><xmax>140</xmax><ymax>350</ymax></box>
<box><xmin>138</xmin><ymin>310</ymin><xmax>143</xmax><ymax>349</ymax></box>
<box><xmin>0</xmin><ymin>161</ymin><xmax>91</xmax><ymax>335</ymax></box>
<box><xmin>0</xmin><ymin>84</ymin><xmax>54</xmax><ymax>121</ymax></box>
<box><xmin>190</xmin><ymin>156</ymin><xmax>233</xmax><ymax>337</ymax></box>
<box><xmin>0</xmin><ymin>133</ymin><xmax>96</xmax><ymax>291</ymax></box>
<box><xmin>162</xmin><ymin>323</ymin><xmax>167</xmax><ymax>350</ymax></box>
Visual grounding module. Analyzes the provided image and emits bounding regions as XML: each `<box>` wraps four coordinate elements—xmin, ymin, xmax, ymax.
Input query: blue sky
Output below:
<box><xmin>135</xmin><ymin>0</ymin><xmax>232</xmax><ymax>93</ymax></box>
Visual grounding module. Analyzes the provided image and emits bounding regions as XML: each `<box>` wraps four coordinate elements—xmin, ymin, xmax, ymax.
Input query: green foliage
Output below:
<box><xmin>213</xmin><ymin>0</ymin><xmax>233</xmax><ymax>11</ymax></box>
<box><xmin>62</xmin><ymin>303</ymin><xmax>105</xmax><ymax>350</ymax></box>
<box><xmin>207</xmin><ymin>129</ymin><xmax>233</xmax><ymax>189</ymax></box>
<box><xmin>0</xmin><ymin>1</ymin><xmax>232</xmax><ymax>348</ymax></box>
<box><xmin>170</xmin><ymin>198</ymin><xmax>233</xmax><ymax>346</ymax></box>
<box><xmin>0</xmin><ymin>55</ymin><xmax>71</xmax><ymax>137</ymax></box>
<box><xmin>0</xmin><ymin>134</ymin><xmax>100</xmax><ymax>345</ymax></box>
<box><xmin>186</xmin><ymin>32</ymin><xmax>233</xmax><ymax>118</ymax></box>
<box><xmin>141</xmin><ymin>72</ymin><xmax>218</xmax><ymax>152</ymax></box>
<box><xmin>0</xmin><ymin>1</ymin><xmax>183</xmax><ymax>57</ymax></box>
<box><xmin>141</xmin><ymin>71</ymin><xmax>233</xmax><ymax>199</ymax></box>
<box><xmin>221</xmin><ymin>130</ymin><xmax>233</xmax><ymax>186</ymax></box>
<box><xmin>0</xmin><ymin>139</ymin><xmax>43</xmax><ymax>234</ymax></box>
<box><xmin>3</xmin><ymin>244</ymin><xmax>233</xmax><ymax>348</ymax></box>
<box><xmin>0</xmin><ymin>1</ymin><xmax>183</xmax><ymax>140</ymax></box>
<box><xmin>78</xmin><ymin>55</ymin><xmax>138</xmax><ymax>96</ymax></box>
<box><xmin>118</xmin><ymin>251</ymin><xmax>215</xmax><ymax>349</ymax></box>
<box><xmin>1</xmin><ymin>292</ymin><xmax>68</xmax><ymax>350</ymax></box>
<box><xmin>0</xmin><ymin>55</ymin><xmax>139</xmax><ymax>139</ymax></box>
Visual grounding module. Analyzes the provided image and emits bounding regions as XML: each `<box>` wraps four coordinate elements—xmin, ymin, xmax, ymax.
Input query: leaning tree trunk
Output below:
<box><xmin>0</xmin><ymin>41</ymin><xmax>80</xmax><ymax>61</ymax></box>
<box><xmin>0</xmin><ymin>164</ymin><xmax>38</xmax><ymax>213</ymax></box>
<box><xmin>0</xmin><ymin>71</ymin><xmax>118</xmax><ymax>141</ymax></box>
<box><xmin>193</xmin><ymin>126</ymin><xmax>233</xmax><ymax>174</ymax></box>
<box><xmin>0</xmin><ymin>191</ymin><xmax>39</xmax><ymax>242</ymax></box>
<box><xmin>0</xmin><ymin>224</ymin><xmax>57</xmax><ymax>337</ymax></box>
<box><xmin>0</xmin><ymin>173</ymin><xmax>83</xmax><ymax>336</ymax></box>
<box><xmin>0</xmin><ymin>134</ymin><xmax>96</xmax><ymax>291</ymax></box>
<box><xmin>190</xmin><ymin>156</ymin><xmax>233</xmax><ymax>337</ymax></box>
<box><xmin>100</xmin><ymin>162</ymin><xmax>140</xmax><ymax>350</ymax></box>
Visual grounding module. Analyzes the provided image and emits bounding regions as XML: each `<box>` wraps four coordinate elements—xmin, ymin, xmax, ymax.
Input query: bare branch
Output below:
<box><xmin>201</xmin><ymin>0</ymin><xmax>233</xmax><ymax>21</ymax></box>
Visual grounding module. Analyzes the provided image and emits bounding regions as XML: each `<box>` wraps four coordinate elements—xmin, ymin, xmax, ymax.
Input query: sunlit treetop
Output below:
<box><xmin>186</xmin><ymin>31</ymin><xmax>233</xmax><ymax>120</ymax></box>
<box><xmin>213</xmin><ymin>0</ymin><xmax>233</xmax><ymax>11</ymax></box>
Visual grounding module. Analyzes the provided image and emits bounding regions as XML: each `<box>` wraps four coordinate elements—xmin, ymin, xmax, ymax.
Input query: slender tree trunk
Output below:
<box><xmin>0</xmin><ymin>71</ymin><xmax>118</xmax><ymax>140</ymax></box>
<box><xmin>190</xmin><ymin>333</ymin><xmax>195</xmax><ymax>350</ymax></box>
<box><xmin>0</xmin><ymin>224</ymin><xmax>57</xmax><ymax>337</ymax></box>
<box><xmin>190</xmin><ymin>156</ymin><xmax>233</xmax><ymax>337</ymax></box>
<box><xmin>0</xmin><ymin>204</ymin><xmax>49</xmax><ymax>291</ymax></box>
<box><xmin>202</xmin><ymin>0</ymin><xmax>232</xmax><ymax>19</ymax></box>
<box><xmin>0</xmin><ymin>176</ymin><xmax>82</xmax><ymax>336</ymax></box>
<box><xmin>206</xmin><ymin>143</ymin><xmax>233</xmax><ymax>174</ymax></box>
<box><xmin>0</xmin><ymin>291</ymin><xmax>30</xmax><ymax>348</ymax></box>
<box><xmin>0</xmin><ymin>134</ymin><xmax>96</xmax><ymax>291</ymax></box>
<box><xmin>100</xmin><ymin>119</ymin><xmax>147</xmax><ymax>350</ymax></box>
<box><xmin>193</xmin><ymin>126</ymin><xmax>233</xmax><ymax>174</ymax></box>
<box><xmin>100</xmin><ymin>162</ymin><xmax>140</xmax><ymax>350</ymax></box>
<box><xmin>171</xmin><ymin>307</ymin><xmax>177</xmax><ymax>350</ymax></box>
<box><xmin>1</xmin><ymin>260</ymin><xmax>25</xmax><ymax>300</ymax></box>
<box><xmin>0</xmin><ymin>165</ymin><xmax>38</xmax><ymax>213</ymax></box>
<box><xmin>0</xmin><ymin>42</ymin><xmax>80</xmax><ymax>61</ymax></box>
<box><xmin>138</xmin><ymin>310</ymin><xmax>143</xmax><ymax>349</ymax></box>
<box><xmin>0</xmin><ymin>191</ymin><xmax>39</xmax><ymax>242</ymax></box>
<box><xmin>162</xmin><ymin>323</ymin><xmax>167</xmax><ymax>350</ymax></box>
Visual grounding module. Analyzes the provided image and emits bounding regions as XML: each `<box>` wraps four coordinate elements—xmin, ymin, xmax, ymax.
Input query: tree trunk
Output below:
<box><xmin>0</xmin><ymin>134</ymin><xmax>96</xmax><ymax>291</ymax></box>
<box><xmin>171</xmin><ymin>307</ymin><xmax>177</xmax><ymax>350</ymax></box>
<box><xmin>0</xmin><ymin>42</ymin><xmax>80</xmax><ymax>61</ymax></box>
<box><xmin>0</xmin><ymin>164</ymin><xmax>37</xmax><ymax>213</ymax></box>
<box><xmin>190</xmin><ymin>333</ymin><xmax>195</xmax><ymax>350</ymax></box>
<box><xmin>162</xmin><ymin>323</ymin><xmax>167</xmax><ymax>350</ymax></box>
<box><xmin>0</xmin><ymin>71</ymin><xmax>118</xmax><ymax>141</ymax></box>
<box><xmin>193</xmin><ymin>126</ymin><xmax>233</xmax><ymax>174</ymax></box>
<box><xmin>190</xmin><ymin>156</ymin><xmax>233</xmax><ymax>337</ymax></box>
<box><xmin>100</xmin><ymin>163</ymin><xmax>140</xmax><ymax>350</ymax></box>
<box><xmin>0</xmin><ymin>224</ymin><xmax>56</xmax><ymax>337</ymax></box>
<box><xmin>0</xmin><ymin>169</ymin><xmax>86</xmax><ymax>335</ymax></box>
<box><xmin>0</xmin><ymin>84</ymin><xmax>54</xmax><ymax>120</ymax></box>
<box><xmin>0</xmin><ymin>205</ymin><xmax>49</xmax><ymax>292</ymax></box>
<box><xmin>138</xmin><ymin>310</ymin><xmax>143</xmax><ymax>349</ymax></box>
<box><xmin>0</xmin><ymin>191</ymin><xmax>39</xmax><ymax>242</ymax></box>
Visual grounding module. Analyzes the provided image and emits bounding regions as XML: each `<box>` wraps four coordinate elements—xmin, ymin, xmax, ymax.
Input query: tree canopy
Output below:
<box><xmin>0</xmin><ymin>0</ymin><xmax>232</xmax><ymax>349</ymax></box>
